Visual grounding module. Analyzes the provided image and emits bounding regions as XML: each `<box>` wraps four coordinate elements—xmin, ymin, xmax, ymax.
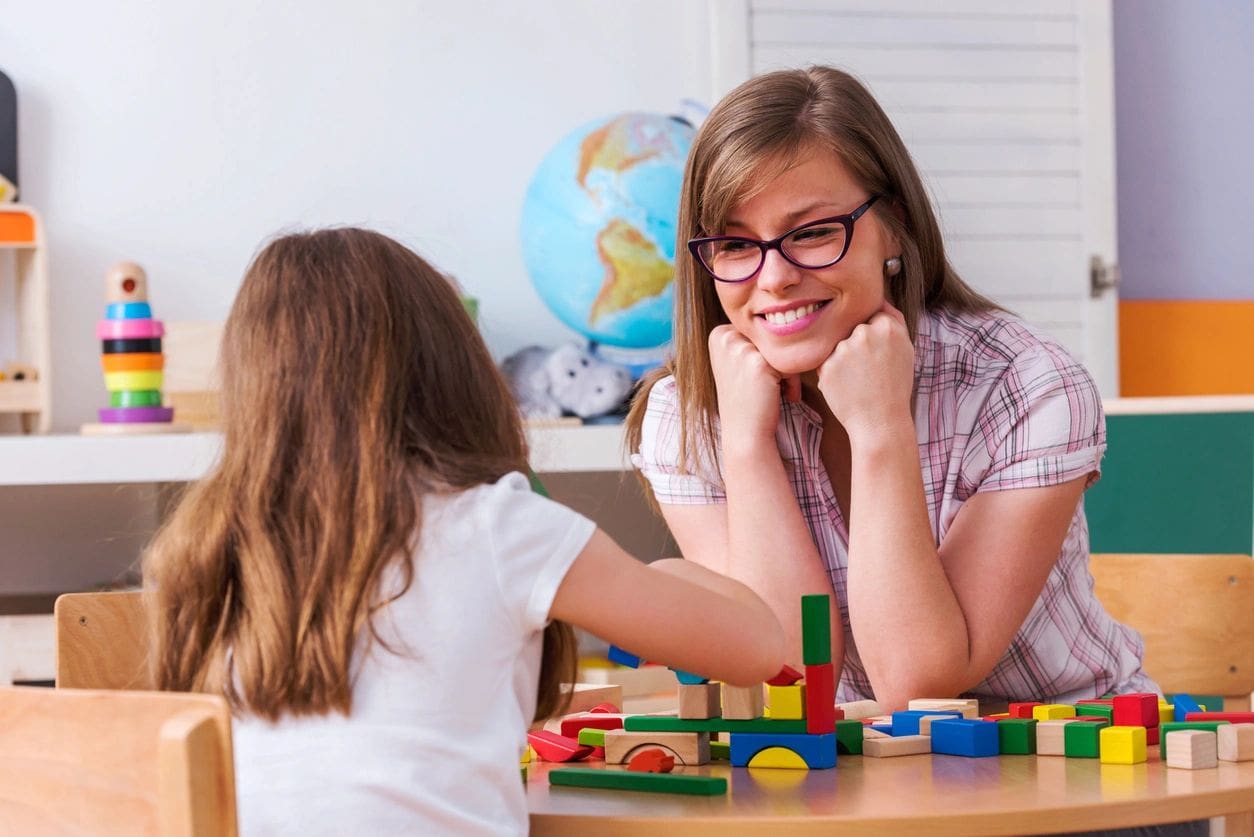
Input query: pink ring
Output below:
<box><xmin>96</xmin><ymin>318</ymin><xmax>165</xmax><ymax>340</ymax></box>
<box><xmin>98</xmin><ymin>406</ymin><xmax>175</xmax><ymax>423</ymax></box>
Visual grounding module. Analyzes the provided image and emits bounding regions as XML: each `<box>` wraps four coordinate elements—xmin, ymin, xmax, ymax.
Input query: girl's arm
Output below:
<box><xmin>549</xmin><ymin>528</ymin><xmax>786</xmax><ymax>687</ymax></box>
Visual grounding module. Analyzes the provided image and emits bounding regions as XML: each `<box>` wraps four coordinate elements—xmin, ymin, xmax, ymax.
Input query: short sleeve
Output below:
<box><xmin>481</xmin><ymin>472</ymin><xmax>597</xmax><ymax>633</ymax></box>
<box><xmin>628</xmin><ymin>376</ymin><xmax>726</xmax><ymax>504</ymax></box>
<box><xmin>964</xmin><ymin>342</ymin><xmax>1106</xmax><ymax>493</ymax></box>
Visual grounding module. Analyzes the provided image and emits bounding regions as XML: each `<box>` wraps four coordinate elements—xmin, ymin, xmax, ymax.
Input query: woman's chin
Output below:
<box><xmin>757</xmin><ymin>344</ymin><xmax>834</xmax><ymax>377</ymax></box>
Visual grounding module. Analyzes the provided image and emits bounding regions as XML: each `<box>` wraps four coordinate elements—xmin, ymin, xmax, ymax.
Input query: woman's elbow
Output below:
<box><xmin>724</xmin><ymin>614</ymin><xmax>787</xmax><ymax>687</ymax></box>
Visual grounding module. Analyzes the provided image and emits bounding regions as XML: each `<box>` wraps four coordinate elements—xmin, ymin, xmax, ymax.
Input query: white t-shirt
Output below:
<box><xmin>231</xmin><ymin>472</ymin><xmax>596</xmax><ymax>836</ymax></box>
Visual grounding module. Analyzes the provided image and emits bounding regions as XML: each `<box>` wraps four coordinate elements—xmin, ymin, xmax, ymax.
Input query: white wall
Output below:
<box><xmin>0</xmin><ymin>0</ymin><xmax>713</xmax><ymax>430</ymax></box>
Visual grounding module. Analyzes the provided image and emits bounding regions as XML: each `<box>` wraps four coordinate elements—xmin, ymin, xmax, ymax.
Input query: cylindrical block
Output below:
<box><xmin>96</xmin><ymin>318</ymin><xmax>165</xmax><ymax>340</ymax></box>
<box><xmin>105</xmin><ymin>302</ymin><xmax>154</xmax><ymax>320</ymax></box>
<box><xmin>97</xmin><ymin>406</ymin><xmax>175</xmax><ymax>423</ymax></box>
<box><xmin>104</xmin><ymin>370</ymin><xmax>163</xmax><ymax>392</ymax></box>
<box><xmin>101</xmin><ymin>352</ymin><xmax>164</xmax><ymax>373</ymax></box>
<box><xmin>102</xmin><ymin>337</ymin><xmax>163</xmax><ymax>354</ymax></box>
<box><xmin>109</xmin><ymin>390</ymin><xmax>163</xmax><ymax>408</ymax></box>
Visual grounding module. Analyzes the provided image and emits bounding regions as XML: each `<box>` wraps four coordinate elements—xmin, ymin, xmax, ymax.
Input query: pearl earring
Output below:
<box><xmin>884</xmin><ymin>257</ymin><xmax>903</xmax><ymax>277</ymax></box>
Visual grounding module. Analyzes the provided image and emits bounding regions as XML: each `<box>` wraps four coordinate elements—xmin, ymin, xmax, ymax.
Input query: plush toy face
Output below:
<box><xmin>544</xmin><ymin>344</ymin><xmax>633</xmax><ymax>419</ymax></box>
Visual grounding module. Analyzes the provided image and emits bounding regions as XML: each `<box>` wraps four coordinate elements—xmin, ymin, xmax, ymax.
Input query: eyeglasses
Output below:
<box><xmin>688</xmin><ymin>195</ymin><xmax>881</xmax><ymax>283</ymax></box>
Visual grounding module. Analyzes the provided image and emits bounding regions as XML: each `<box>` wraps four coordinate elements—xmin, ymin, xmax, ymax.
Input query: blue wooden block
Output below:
<box><xmin>729</xmin><ymin>732</ymin><xmax>837</xmax><ymax>769</ymax></box>
<box><xmin>870</xmin><ymin>724</ymin><xmax>894</xmax><ymax>736</ymax></box>
<box><xmin>1172</xmin><ymin>694</ymin><xmax>1203</xmax><ymax>723</ymax></box>
<box><xmin>607</xmin><ymin>645</ymin><xmax>641</xmax><ymax>668</ymax></box>
<box><xmin>106</xmin><ymin>302</ymin><xmax>153</xmax><ymax>320</ymax></box>
<box><xmin>671</xmin><ymin>668</ymin><xmax>707</xmax><ymax>685</ymax></box>
<box><xmin>891</xmin><ymin>709</ymin><xmax>962</xmax><ymax>736</ymax></box>
<box><xmin>930</xmin><ymin>718</ymin><xmax>999</xmax><ymax>757</ymax></box>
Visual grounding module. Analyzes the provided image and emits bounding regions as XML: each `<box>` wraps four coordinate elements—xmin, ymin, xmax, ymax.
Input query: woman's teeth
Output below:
<box><xmin>763</xmin><ymin>302</ymin><xmax>821</xmax><ymax>325</ymax></box>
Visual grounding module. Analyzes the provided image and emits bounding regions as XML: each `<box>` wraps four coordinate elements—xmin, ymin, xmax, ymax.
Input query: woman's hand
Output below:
<box><xmin>708</xmin><ymin>325</ymin><xmax>800</xmax><ymax>453</ymax></box>
<box><xmin>816</xmin><ymin>301</ymin><xmax>914</xmax><ymax>443</ymax></box>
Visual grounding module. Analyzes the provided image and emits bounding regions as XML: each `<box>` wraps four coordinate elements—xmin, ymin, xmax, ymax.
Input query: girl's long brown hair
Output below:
<box><xmin>627</xmin><ymin>66</ymin><xmax>1000</xmax><ymax>479</ymax></box>
<box><xmin>144</xmin><ymin>228</ymin><xmax>574</xmax><ymax>721</ymax></box>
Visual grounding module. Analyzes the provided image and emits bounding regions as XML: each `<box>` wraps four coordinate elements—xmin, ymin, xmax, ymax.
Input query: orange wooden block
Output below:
<box><xmin>0</xmin><ymin>209</ymin><xmax>35</xmax><ymax>244</ymax></box>
<box><xmin>626</xmin><ymin>747</ymin><xmax>675</xmax><ymax>773</ymax></box>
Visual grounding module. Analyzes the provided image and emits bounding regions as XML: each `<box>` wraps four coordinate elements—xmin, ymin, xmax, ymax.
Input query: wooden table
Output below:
<box><xmin>527</xmin><ymin>749</ymin><xmax>1254</xmax><ymax>836</ymax></box>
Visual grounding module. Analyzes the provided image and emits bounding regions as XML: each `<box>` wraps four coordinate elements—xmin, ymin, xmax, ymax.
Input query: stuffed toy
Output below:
<box><xmin>501</xmin><ymin>343</ymin><xmax>633</xmax><ymax>420</ymax></box>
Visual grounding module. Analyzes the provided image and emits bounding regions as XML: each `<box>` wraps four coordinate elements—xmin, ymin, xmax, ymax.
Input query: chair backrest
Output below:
<box><xmin>0</xmin><ymin>685</ymin><xmax>237</xmax><ymax>835</ymax></box>
<box><xmin>55</xmin><ymin>590</ymin><xmax>153</xmax><ymax>690</ymax></box>
<box><xmin>1090</xmin><ymin>553</ymin><xmax>1254</xmax><ymax>710</ymax></box>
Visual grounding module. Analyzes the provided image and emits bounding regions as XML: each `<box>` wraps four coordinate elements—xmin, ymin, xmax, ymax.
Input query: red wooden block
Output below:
<box><xmin>805</xmin><ymin>662</ymin><xmax>836</xmax><ymax>734</ymax></box>
<box><xmin>627</xmin><ymin>747</ymin><xmax>676</xmax><ymax>773</ymax></box>
<box><xmin>560</xmin><ymin>715</ymin><xmax>625</xmax><ymax>739</ymax></box>
<box><xmin>588</xmin><ymin>702</ymin><xmax>620</xmax><ymax>714</ymax></box>
<box><xmin>527</xmin><ymin>730</ymin><xmax>594</xmax><ymax>763</ymax></box>
<box><xmin>767</xmin><ymin>664</ymin><xmax>804</xmax><ymax>686</ymax></box>
<box><xmin>1009</xmin><ymin>702</ymin><xmax>1042</xmax><ymax>719</ymax></box>
<box><xmin>1185</xmin><ymin>712</ymin><xmax>1254</xmax><ymax>724</ymax></box>
<box><xmin>1147</xmin><ymin>726</ymin><xmax>1159</xmax><ymax>746</ymax></box>
<box><xmin>1075</xmin><ymin>715</ymin><xmax>1110</xmax><ymax>722</ymax></box>
<box><xmin>1113</xmin><ymin>693</ymin><xmax>1159</xmax><ymax>728</ymax></box>
<box><xmin>1076</xmin><ymin>698</ymin><xmax>1114</xmax><ymax>705</ymax></box>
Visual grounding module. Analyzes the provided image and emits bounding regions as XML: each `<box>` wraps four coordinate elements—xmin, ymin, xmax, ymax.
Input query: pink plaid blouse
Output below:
<box><xmin>633</xmin><ymin>307</ymin><xmax>1156</xmax><ymax>704</ymax></box>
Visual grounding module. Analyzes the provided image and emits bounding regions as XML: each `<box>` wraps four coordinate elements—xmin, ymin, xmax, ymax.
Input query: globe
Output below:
<box><xmin>521</xmin><ymin>112</ymin><xmax>694</xmax><ymax>349</ymax></box>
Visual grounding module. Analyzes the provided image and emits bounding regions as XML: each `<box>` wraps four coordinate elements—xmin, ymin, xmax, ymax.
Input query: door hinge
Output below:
<box><xmin>1090</xmin><ymin>256</ymin><xmax>1120</xmax><ymax>299</ymax></box>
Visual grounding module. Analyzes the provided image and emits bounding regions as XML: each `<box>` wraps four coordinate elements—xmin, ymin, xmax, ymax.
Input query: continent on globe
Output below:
<box><xmin>590</xmin><ymin>219</ymin><xmax>673</xmax><ymax>325</ymax></box>
<box><xmin>576</xmin><ymin>114</ymin><xmax>678</xmax><ymax>194</ymax></box>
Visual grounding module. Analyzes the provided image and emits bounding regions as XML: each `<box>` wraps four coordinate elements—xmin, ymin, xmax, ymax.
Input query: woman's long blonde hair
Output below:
<box><xmin>626</xmin><ymin>66</ymin><xmax>999</xmax><ymax>478</ymax></box>
<box><xmin>145</xmin><ymin>228</ymin><xmax>574</xmax><ymax>721</ymax></box>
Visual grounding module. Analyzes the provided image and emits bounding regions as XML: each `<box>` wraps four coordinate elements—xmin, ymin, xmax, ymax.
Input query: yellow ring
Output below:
<box><xmin>104</xmin><ymin>370</ymin><xmax>164</xmax><ymax>392</ymax></box>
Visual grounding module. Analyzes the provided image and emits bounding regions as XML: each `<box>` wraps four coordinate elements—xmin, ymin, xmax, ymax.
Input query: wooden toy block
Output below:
<box><xmin>607</xmin><ymin>645</ymin><xmax>641</xmax><ymax>667</ymax></box>
<box><xmin>578</xmin><ymin>664</ymin><xmax>678</xmax><ymax>697</ymax></box>
<box><xmin>1009</xmin><ymin>702</ymin><xmax>1042</xmax><ymax>719</ymax></box>
<box><xmin>834</xmin><ymin>719</ymin><xmax>865</xmax><ymax>754</ymax></box>
<box><xmin>1147</xmin><ymin>726</ymin><xmax>1160</xmax><ymax>747</ymax></box>
<box><xmin>1077</xmin><ymin>698</ymin><xmax>1114</xmax><ymax>705</ymax></box>
<box><xmin>1159</xmin><ymin>704</ymin><xmax>1175</xmax><ymax>725</ymax></box>
<box><xmin>671</xmin><ymin>668</ymin><xmax>707</xmax><ymax>685</ymax></box>
<box><xmin>1217</xmin><ymin>724</ymin><xmax>1254</xmax><ymax>762</ymax></box>
<box><xmin>729</xmin><ymin>731</ymin><xmax>837</xmax><ymax>769</ymax></box>
<box><xmin>1185</xmin><ymin>711</ymin><xmax>1254</xmax><ymax>724</ymax></box>
<box><xmin>105</xmin><ymin>261</ymin><xmax>149</xmax><ymax>304</ymax></box>
<box><xmin>520</xmin><ymin>746</ymin><xmax>532</xmax><ymax>764</ymax></box>
<box><xmin>862</xmin><ymin>727</ymin><xmax>892</xmax><ymax>740</ymax></box>
<box><xmin>678</xmin><ymin>683</ymin><xmax>722</xmax><ymax>720</ymax></box>
<box><xmin>801</xmin><ymin>594</ymin><xmax>832</xmax><ymax>665</ymax></box>
<box><xmin>997</xmin><ymin>718</ymin><xmax>1037</xmax><ymax>754</ymax></box>
<box><xmin>603</xmin><ymin>730</ymin><xmax>710</xmax><ymax>766</ymax></box>
<box><xmin>624</xmin><ymin>715</ymin><xmax>807</xmax><ymax>734</ymax></box>
<box><xmin>1113</xmin><ymin>693</ymin><xmax>1160</xmax><ymax>728</ymax></box>
<box><xmin>1158</xmin><ymin>721</ymin><xmax>1231</xmax><ymax>759</ymax></box>
<box><xmin>908</xmin><ymin>698</ymin><xmax>980</xmax><ymax>719</ymax></box>
<box><xmin>921</xmin><ymin>714</ymin><xmax>966</xmax><ymax>735</ymax></box>
<box><xmin>863</xmin><ymin>734</ymin><xmax>931</xmax><ymax>758</ymax></box>
<box><xmin>710</xmin><ymin>740</ymin><xmax>731</xmax><ymax>760</ymax></box>
<box><xmin>1032</xmin><ymin>704</ymin><xmax>1077</xmax><ymax>722</ymax></box>
<box><xmin>1036</xmin><ymin>719</ymin><xmax>1081</xmax><ymax>756</ymax></box>
<box><xmin>837</xmin><ymin>700</ymin><xmax>884</xmax><ymax>721</ymax></box>
<box><xmin>588</xmin><ymin>702</ymin><xmax>619</xmax><ymax>714</ymax></box>
<box><xmin>892</xmin><ymin>710</ymin><xmax>962</xmax><ymax>737</ymax></box>
<box><xmin>1064</xmin><ymin>718</ymin><xmax>1108</xmax><ymax>758</ymax></box>
<box><xmin>527</xmin><ymin>730</ymin><xmax>594</xmax><ymax>762</ymax></box>
<box><xmin>560</xmin><ymin>714</ymin><xmax>624</xmax><ymax>739</ymax></box>
<box><xmin>767</xmin><ymin>664</ymin><xmax>803</xmax><ymax>686</ymax></box>
<box><xmin>1165</xmin><ymin>730</ymin><xmax>1218</xmax><ymax>770</ymax></box>
<box><xmin>981</xmin><ymin>714</ymin><xmax>1010</xmax><ymax>722</ymax></box>
<box><xmin>863</xmin><ymin>714</ymin><xmax>894</xmax><ymax>725</ymax></box>
<box><xmin>747</xmin><ymin>747</ymin><xmax>809</xmax><ymax>769</ymax></box>
<box><xmin>870</xmin><ymin>724</ymin><xmax>894</xmax><ymax>736</ymax></box>
<box><xmin>722</xmin><ymin>684</ymin><xmax>765</xmax><ymax>720</ymax></box>
<box><xmin>549</xmin><ymin>767</ymin><xmax>727</xmax><ymax>796</ymax></box>
<box><xmin>804</xmin><ymin>662</ymin><xmax>836</xmax><ymax>734</ymax></box>
<box><xmin>767</xmin><ymin>685</ymin><xmax>806</xmax><ymax>720</ymax></box>
<box><xmin>930</xmin><ymin>718</ymin><xmax>999</xmax><ymax>757</ymax></box>
<box><xmin>1076</xmin><ymin>703</ymin><xmax>1114</xmax><ymax>722</ymax></box>
<box><xmin>105</xmin><ymin>301</ymin><xmax>153</xmax><ymax>320</ymax></box>
<box><xmin>627</xmin><ymin>747</ymin><xmax>675</xmax><ymax>773</ymax></box>
<box><xmin>577</xmin><ymin>728</ymin><xmax>607</xmax><ymax>748</ymax></box>
<box><xmin>1099</xmin><ymin>725</ymin><xmax>1147</xmax><ymax>765</ymax></box>
<box><xmin>1171</xmin><ymin>694</ymin><xmax>1204</xmax><ymax>722</ymax></box>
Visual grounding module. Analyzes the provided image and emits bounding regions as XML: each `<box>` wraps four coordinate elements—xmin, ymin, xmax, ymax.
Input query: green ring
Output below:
<box><xmin>110</xmin><ymin>390</ymin><xmax>163</xmax><ymax>407</ymax></box>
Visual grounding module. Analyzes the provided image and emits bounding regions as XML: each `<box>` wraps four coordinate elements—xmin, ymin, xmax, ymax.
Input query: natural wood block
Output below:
<box><xmin>1037</xmin><ymin>719</ymin><xmax>1081</xmax><ymax>756</ymax></box>
<box><xmin>919</xmin><ymin>714</ymin><xmax>960</xmax><ymax>736</ymax></box>
<box><xmin>577</xmin><ymin>665</ymin><xmax>678</xmax><ymax>697</ymax></box>
<box><xmin>678</xmin><ymin>683</ymin><xmax>721</xmax><ymax>720</ymax></box>
<box><xmin>836</xmin><ymin>699</ymin><xmax>882</xmax><ymax>721</ymax></box>
<box><xmin>721</xmin><ymin>684</ymin><xmax>764</xmax><ymax>720</ymax></box>
<box><xmin>861</xmin><ymin>727</ymin><xmax>892</xmax><ymax>740</ymax></box>
<box><xmin>863</xmin><ymin>735</ymin><xmax>931</xmax><ymax>758</ymax></box>
<box><xmin>1165</xmin><ymin>730</ymin><xmax>1218</xmax><ymax>769</ymax></box>
<box><xmin>603</xmin><ymin>730</ymin><xmax>710</xmax><ymax>766</ymax></box>
<box><xmin>908</xmin><ymin>698</ymin><xmax>980</xmax><ymax>719</ymax></box>
<box><xmin>1218</xmin><ymin>723</ymin><xmax>1254</xmax><ymax>762</ymax></box>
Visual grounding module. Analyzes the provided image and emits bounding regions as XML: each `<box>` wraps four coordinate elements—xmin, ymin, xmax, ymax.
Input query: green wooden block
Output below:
<box><xmin>1167</xmin><ymin>694</ymin><xmax>1222</xmax><ymax>713</ymax></box>
<box><xmin>549</xmin><ymin>767</ymin><xmax>727</xmax><ymax>796</ymax></box>
<box><xmin>834</xmin><ymin>719</ymin><xmax>864</xmax><ymax>755</ymax></box>
<box><xmin>1064</xmin><ymin>719</ymin><xmax>1107</xmax><ymax>758</ymax></box>
<box><xmin>577</xmin><ymin>728</ymin><xmax>607</xmax><ymax>747</ymax></box>
<box><xmin>801</xmin><ymin>594</ymin><xmax>832</xmax><ymax>665</ymax></box>
<box><xmin>998</xmin><ymin>718</ymin><xmax>1037</xmax><ymax>754</ymax></box>
<box><xmin>710</xmin><ymin>740</ymin><xmax>730</xmax><ymax>761</ymax></box>
<box><xmin>624</xmin><ymin>715</ymin><xmax>808</xmax><ymax>734</ymax></box>
<box><xmin>1158</xmin><ymin>721</ymin><xmax>1230</xmax><ymax>759</ymax></box>
<box><xmin>1076</xmin><ymin>704</ymin><xmax>1113</xmax><ymax>721</ymax></box>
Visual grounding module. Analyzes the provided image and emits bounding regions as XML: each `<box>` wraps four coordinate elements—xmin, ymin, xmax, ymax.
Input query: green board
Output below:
<box><xmin>1085</xmin><ymin>412</ymin><xmax>1254</xmax><ymax>554</ymax></box>
<box><xmin>549</xmin><ymin>767</ymin><xmax>727</xmax><ymax>796</ymax></box>
<box><xmin>624</xmin><ymin>714</ymin><xmax>808</xmax><ymax>734</ymax></box>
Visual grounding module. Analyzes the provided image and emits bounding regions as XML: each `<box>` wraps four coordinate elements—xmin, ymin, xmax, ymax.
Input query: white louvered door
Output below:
<box><xmin>708</xmin><ymin>0</ymin><xmax>1120</xmax><ymax>394</ymax></box>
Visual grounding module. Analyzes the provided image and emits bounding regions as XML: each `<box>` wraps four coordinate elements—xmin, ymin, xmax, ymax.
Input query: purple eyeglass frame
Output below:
<box><xmin>688</xmin><ymin>194</ymin><xmax>882</xmax><ymax>283</ymax></box>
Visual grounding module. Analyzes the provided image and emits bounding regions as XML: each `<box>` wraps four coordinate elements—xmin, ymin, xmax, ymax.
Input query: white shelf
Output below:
<box><xmin>0</xmin><ymin>424</ymin><xmax>630</xmax><ymax>487</ymax></box>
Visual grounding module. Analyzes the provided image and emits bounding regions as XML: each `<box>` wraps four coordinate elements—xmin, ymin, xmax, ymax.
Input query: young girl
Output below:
<box><xmin>143</xmin><ymin>228</ymin><xmax>784</xmax><ymax>836</ymax></box>
<box><xmin>626</xmin><ymin>66</ymin><xmax>1156</xmax><ymax>713</ymax></box>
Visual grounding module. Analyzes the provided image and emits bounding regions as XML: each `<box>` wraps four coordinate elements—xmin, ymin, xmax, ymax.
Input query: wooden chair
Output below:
<box><xmin>0</xmin><ymin>685</ymin><xmax>237</xmax><ymax>835</ymax></box>
<box><xmin>1090</xmin><ymin>553</ymin><xmax>1254</xmax><ymax>711</ymax></box>
<box><xmin>55</xmin><ymin>590</ymin><xmax>153</xmax><ymax>690</ymax></box>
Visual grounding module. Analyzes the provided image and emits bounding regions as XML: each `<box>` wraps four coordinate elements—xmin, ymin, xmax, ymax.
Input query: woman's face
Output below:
<box><xmin>711</xmin><ymin>150</ymin><xmax>898</xmax><ymax>376</ymax></box>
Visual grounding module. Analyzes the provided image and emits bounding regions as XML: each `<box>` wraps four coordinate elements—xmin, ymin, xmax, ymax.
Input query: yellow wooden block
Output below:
<box><xmin>1159</xmin><ymin>705</ymin><xmax>1174</xmax><ymax>725</ymax></box>
<box><xmin>767</xmin><ymin>685</ymin><xmax>806</xmax><ymax>720</ymax></box>
<box><xmin>747</xmin><ymin>746</ymin><xmax>809</xmax><ymax>769</ymax></box>
<box><xmin>1100</xmin><ymin>725</ymin><xmax>1147</xmax><ymax>765</ymax></box>
<box><xmin>520</xmin><ymin>746</ymin><xmax>532</xmax><ymax>764</ymax></box>
<box><xmin>1033</xmin><ymin>704</ymin><xmax>1077</xmax><ymax>721</ymax></box>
